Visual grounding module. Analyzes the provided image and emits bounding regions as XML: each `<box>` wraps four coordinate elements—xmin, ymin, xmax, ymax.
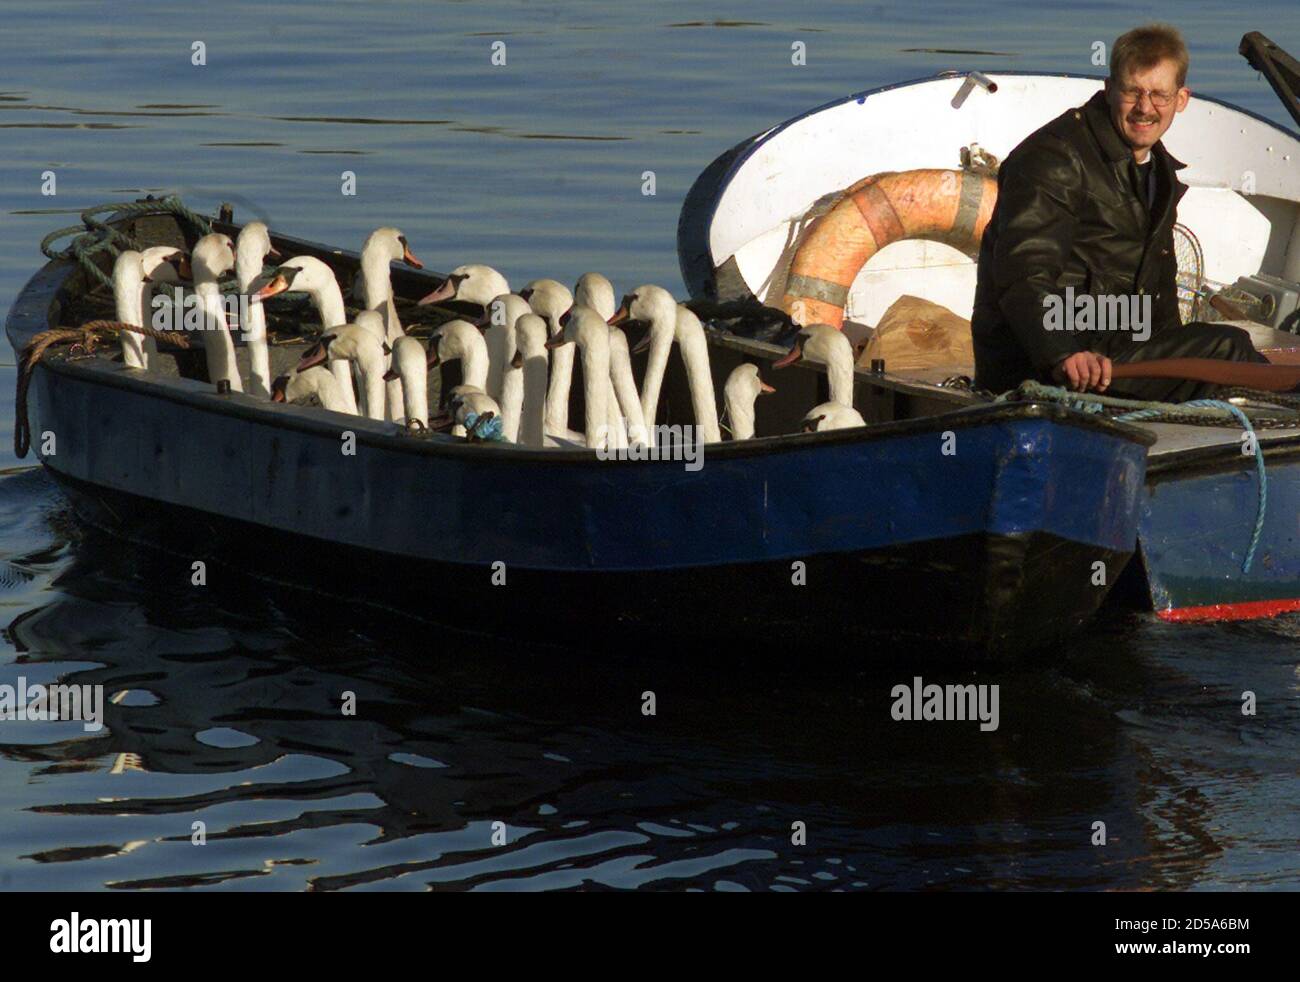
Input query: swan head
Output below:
<box><xmin>800</xmin><ymin>401</ymin><xmax>865</xmax><ymax>433</ymax></box>
<box><xmin>252</xmin><ymin>255</ymin><xmax>337</xmax><ymax>301</ymax></box>
<box><xmin>724</xmin><ymin>363</ymin><xmax>776</xmax><ymax>407</ymax></box>
<box><xmin>192</xmin><ymin>233</ymin><xmax>237</xmax><ymax>281</ymax></box>
<box><xmin>426</xmin><ymin>318</ymin><xmax>484</xmax><ymax>369</ymax></box>
<box><xmin>294</xmin><ymin>333</ymin><xmax>337</xmax><ymax>373</ymax></box>
<box><xmin>382</xmin><ymin>335</ymin><xmax>428</xmax><ymax>381</ymax></box>
<box><xmin>363</xmin><ymin>226</ymin><xmax>422</xmax><ymax>269</ymax></box>
<box><xmin>512</xmin><ymin>313</ymin><xmax>550</xmax><ymax>367</ymax></box>
<box><xmin>419</xmin><ymin>264</ymin><xmax>509</xmax><ymax>306</ymax></box>
<box><xmin>140</xmin><ymin>246</ymin><xmax>188</xmax><ymax>284</ymax></box>
<box><xmin>574</xmin><ymin>272</ymin><xmax>616</xmax><ymax>321</ymax></box>
<box><xmin>520</xmin><ymin>279</ymin><xmax>574</xmax><ymax>329</ymax></box>
<box><xmin>236</xmin><ymin>221</ymin><xmax>279</xmax><ymax>268</ymax></box>
<box><xmin>610</xmin><ymin>285</ymin><xmax>677</xmax><ymax>354</ymax></box>
<box><xmin>483</xmin><ymin>293</ymin><xmax>532</xmax><ymax>332</ymax></box>
<box><xmin>112</xmin><ymin>250</ymin><xmax>146</xmax><ymax>292</ymax></box>
<box><xmin>544</xmin><ymin>305</ymin><xmax>605</xmax><ymax>350</ymax></box>
<box><xmin>773</xmin><ymin>323</ymin><xmax>851</xmax><ymax>370</ymax></box>
<box><xmin>293</xmin><ymin>323</ymin><xmax>381</xmax><ymax>373</ymax></box>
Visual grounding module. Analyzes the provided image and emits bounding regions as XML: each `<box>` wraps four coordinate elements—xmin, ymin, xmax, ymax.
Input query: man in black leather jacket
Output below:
<box><xmin>971</xmin><ymin>23</ymin><xmax>1268</xmax><ymax>401</ymax></box>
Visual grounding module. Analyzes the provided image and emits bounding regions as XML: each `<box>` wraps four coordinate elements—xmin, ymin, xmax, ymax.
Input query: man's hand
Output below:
<box><xmin>1052</xmin><ymin>351</ymin><xmax>1112</xmax><ymax>392</ymax></box>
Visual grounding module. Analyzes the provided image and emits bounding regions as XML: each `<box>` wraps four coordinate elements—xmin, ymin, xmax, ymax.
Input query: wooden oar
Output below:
<box><xmin>1111</xmin><ymin>358</ymin><xmax>1300</xmax><ymax>392</ymax></box>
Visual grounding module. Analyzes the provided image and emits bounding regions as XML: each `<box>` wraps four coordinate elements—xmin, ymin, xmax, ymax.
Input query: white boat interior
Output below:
<box><xmin>707</xmin><ymin>72</ymin><xmax>1300</xmax><ymax>380</ymax></box>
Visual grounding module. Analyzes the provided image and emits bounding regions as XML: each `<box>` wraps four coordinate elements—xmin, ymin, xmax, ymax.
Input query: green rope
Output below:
<box><xmin>39</xmin><ymin>195</ymin><xmax>216</xmax><ymax>291</ymax></box>
<box><xmin>1001</xmin><ymin>380</ymin><xmax>1300</xmax><ymax>428</ymax></box>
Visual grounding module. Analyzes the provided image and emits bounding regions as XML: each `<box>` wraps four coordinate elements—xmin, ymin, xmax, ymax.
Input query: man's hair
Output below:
<box><xmin>1110</xmin><ymin>23</ymin><xmax>1189</xmax><ymax>89</ymax></box>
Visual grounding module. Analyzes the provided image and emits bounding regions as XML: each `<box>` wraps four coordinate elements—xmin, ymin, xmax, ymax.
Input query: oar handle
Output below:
<box><xmin>1111</xmin><ymin>357</ymin><xmax>1300</xmax><ymax>392</ymax></box>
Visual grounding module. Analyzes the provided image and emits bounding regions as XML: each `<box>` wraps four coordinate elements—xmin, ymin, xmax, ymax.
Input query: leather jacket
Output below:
<box><xmin>971</xmin><ymin>88</ymin><xmax>1189</xmax><ymax>393</ymax></box>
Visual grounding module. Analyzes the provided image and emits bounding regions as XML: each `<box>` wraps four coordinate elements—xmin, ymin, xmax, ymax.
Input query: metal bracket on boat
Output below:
<box><xmin>951</xmin><ymin>71</ymin><xmax>997</xmax><ymax>110</ymax></box>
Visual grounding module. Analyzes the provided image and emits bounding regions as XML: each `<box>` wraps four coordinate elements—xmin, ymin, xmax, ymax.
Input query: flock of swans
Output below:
<box><xmin>110</xmin><ymin>224</ymin><xmax>868</xmax><ymax>448</ymax></box>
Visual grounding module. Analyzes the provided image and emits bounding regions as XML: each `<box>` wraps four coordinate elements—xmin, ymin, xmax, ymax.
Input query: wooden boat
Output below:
<box><xmin>6</xmin><ymin>201</ymin><xmax>1153</xmax><ymax>660</ymax></box>
<box><xmin>677</xmin><ymin>32</ymin><xmax>1300</xmax><ymax>624</ymax></box>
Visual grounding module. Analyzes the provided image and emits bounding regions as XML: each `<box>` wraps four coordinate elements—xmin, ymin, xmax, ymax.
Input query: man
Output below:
<box><xmin>971</xmin><ymin>23</ymin><xmax>1267</xmax><ymax>400</ymax></box>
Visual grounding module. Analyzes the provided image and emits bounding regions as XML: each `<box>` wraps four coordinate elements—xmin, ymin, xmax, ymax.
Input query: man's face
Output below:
<box><xmin>1103</xmin><ymin>59</ymin><xmax>1190</xmax><ymax>157</ymax></box>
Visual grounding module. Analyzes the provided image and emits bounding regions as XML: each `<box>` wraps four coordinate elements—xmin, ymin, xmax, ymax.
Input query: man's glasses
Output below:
<box><xmin>1115</xmin><ymin>85</ymin><xmax>1178</xmax><ymax>108</ymax></box>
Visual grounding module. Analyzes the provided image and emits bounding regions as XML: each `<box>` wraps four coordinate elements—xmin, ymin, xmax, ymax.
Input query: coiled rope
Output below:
<box><xmin>14</xmin><ymin>320</ymin><xmax>192</xmax><ymax>459</ymax></box>
<box><xmin>39</xmin><ymin>195</ymin><xmax>214</xmax><ymax>291</ymax></box>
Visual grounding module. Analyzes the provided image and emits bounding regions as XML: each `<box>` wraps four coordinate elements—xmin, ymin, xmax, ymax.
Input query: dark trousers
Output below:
<box><xmin>1089</xmin><ymin>321</ymin><xmax>1268</xmax><ymax>403</ymax></box>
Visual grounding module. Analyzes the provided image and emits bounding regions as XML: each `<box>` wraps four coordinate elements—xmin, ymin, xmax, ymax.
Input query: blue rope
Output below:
<box><xmin>1117</xmin><ymin>399</ymin><xmax>1267</xmax><ymax>574</ymax></box>
<box><xmin>463</xmin><ymin>411</ymin><xmax>505</xmax><ymax>442</ymax></box>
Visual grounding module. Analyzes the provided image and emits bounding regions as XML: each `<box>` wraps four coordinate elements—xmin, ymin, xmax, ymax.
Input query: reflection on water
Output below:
<box><xmin>1</xmin><ymin>469</ymin><xmax>1296</xmax><ymax>890</ymax></box>
<box><xmin>1</xmin><ymin>1</ymin><xmax>1298</xmax><ymax>890</ymax></box>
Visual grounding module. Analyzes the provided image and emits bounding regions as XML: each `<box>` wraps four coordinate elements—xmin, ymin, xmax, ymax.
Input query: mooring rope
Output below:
<box><xmin>14</xmin><ymin>319</ymin><xmax>192</xmax><ymax>459</ymax></box>
<box><xmin>39</xmin><ymin>195</ymin><xmax>215</xmax><ymax>291</ymax></box>
<box><xmin>1003</xmin><ymin>381</ymin><xmax>1279</xmax><ymax>575</ymax></box>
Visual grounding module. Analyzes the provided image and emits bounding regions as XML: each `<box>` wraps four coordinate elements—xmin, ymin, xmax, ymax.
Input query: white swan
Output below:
<box><xmin>384</xmin><ymin>334</ymin><xmax>430</xmax><ymax>429</ymax></box>
<box><xmin>294</xmin><ymin>321</ymin><xmax>387</xmax><ymax>421</ymax></box>
<box><xmin>673</xmin><ymin>306</ymin><xmax>722</xmax><ymax>444</ymax></box>
<box><xmin>483</xmin><ymin>294</ymin><xmax>532</xmax><ymax>441</ymax></box>
<box><xmin>270</xmin><ymin>367</ymin><xmax>351</xmax><ymax>413</ymax></box>
<box><xmin>114</xmin><ymin>246</ymin><xmax>186</xmax><ymax>371</ymax></box>
<box><xmin>254</xmin><ymin>255</ymin><xmax>358</xmax><ymax>415</ymax></box>
<box><xmin>574</xmin><ymin>272</ymin><xmax>632</xmax><ymax>449</ymax></box>
<box><xmin>521</xmin><ymin>279</ymin><xmax>580</xmax><ymax>440</ymax></box>
<box><xmin>427</xmin><ymin>319</ymin><xmax>490</xmax><ymax>437</ymax></box>
<box><xmin>545</xmin><ymin>305</ymin><xmax>610</xmax><ymax>450</ymax></box>
<box><xmin>801</xmin><ymin>402</ymin><xmax>866</xmax><ymax>432</ymax></box>
<box><xmin>610</xmin><ymin>284</ymin><xmax>677</xmax><ymax>430</ymax></box>
<box><xmin>191</xmin><ymin>233</ymin><xmax>243</xmax><ymax>392</ymax></box>
<box><xmin>773</xmin><ymin>323</ymin><xmax>855</xmax><ymax>407</ymax></box>
<box><xmin>512</xmin><ymin>313</ymin><xmax>550</xmax><ymax>448</ymax></box>
<box><xmin>723</xmin><ymin>363</ymin><xmax>775</xmax><ymax>440</ymax></box>
<box><xmin>359</xmin><ymin>226</ymin><xmax>422</xmax><ymax>420</ymax></box>
<box><xmin>235</xmin><ymin>222</ymin><xmax>279</xmax><ymax>397</ymax></box>
<box><xmin>111</xmin><ymin>251</ymin><xmax>149</xmax><ymax>368</ymax></box>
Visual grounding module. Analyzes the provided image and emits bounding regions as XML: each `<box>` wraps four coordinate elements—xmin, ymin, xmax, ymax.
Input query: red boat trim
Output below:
<box><xmin>1158</xmin><ymin>597</ymin><xmax>1300</xmax><ymax>622</ymax></box>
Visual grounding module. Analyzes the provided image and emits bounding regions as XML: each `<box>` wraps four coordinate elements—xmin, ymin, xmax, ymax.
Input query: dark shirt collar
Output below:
<box><xmin>1082</xmin><ymin>88</ymin><xmax>1187</xmax><ymax>171</ymax></box>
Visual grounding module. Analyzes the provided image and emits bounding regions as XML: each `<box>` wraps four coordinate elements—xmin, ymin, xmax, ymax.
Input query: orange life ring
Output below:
<box><xmin>779</xmin><ymin>168</ymin><xmax>998</xmax><ymax>328</ymax></box>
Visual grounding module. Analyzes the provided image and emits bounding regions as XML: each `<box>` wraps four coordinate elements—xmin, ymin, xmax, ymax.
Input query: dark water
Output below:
<box><xmin>1</xmin><ymin>2</ymin><xmax>1298</xmax><ymax>890</ymax></box>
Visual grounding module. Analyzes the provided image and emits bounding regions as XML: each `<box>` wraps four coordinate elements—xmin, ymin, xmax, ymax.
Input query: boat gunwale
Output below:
<box><xmin>1144</xmin><ymin>432</ymin><xmax>1300</xmax><ymax>478</ymax></box>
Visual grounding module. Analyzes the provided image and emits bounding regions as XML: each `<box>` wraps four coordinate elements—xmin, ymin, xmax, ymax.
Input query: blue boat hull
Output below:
<box><xmin>29</xmin><ymin>358</ymin><xmax>1149</xmax><ymax>658</ymax></box>
<box><xmin>1136</xmin><ymin>445</ymin><xmax>1300</xmax><ymax>622</ymax></box>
